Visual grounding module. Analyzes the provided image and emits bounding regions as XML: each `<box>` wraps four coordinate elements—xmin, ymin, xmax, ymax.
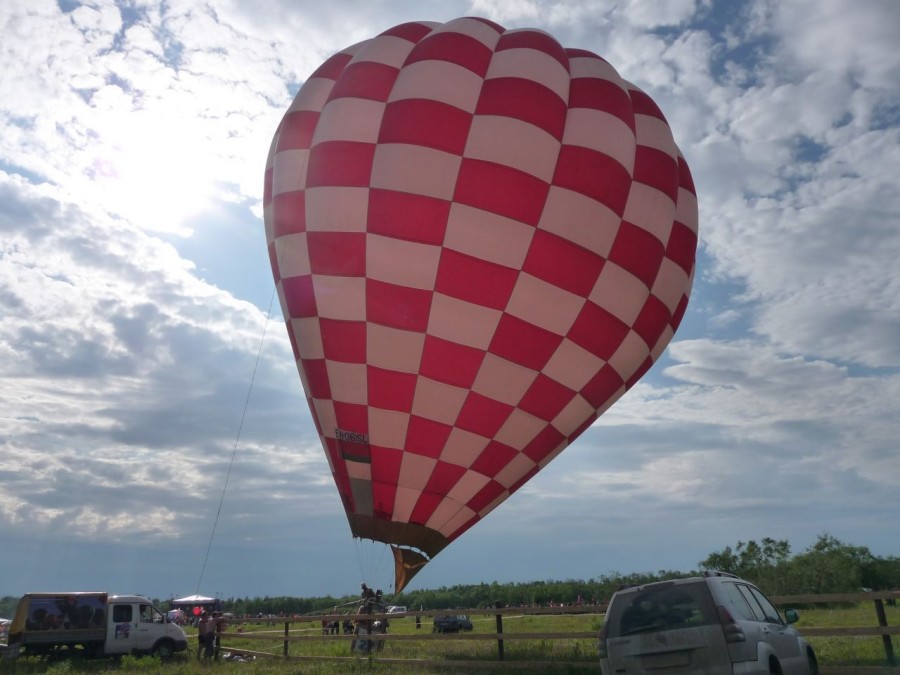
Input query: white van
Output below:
<box><xmin>4</xmin><ymin>592</ymin><xmax>188</xmax><ymax>660</ymax></box>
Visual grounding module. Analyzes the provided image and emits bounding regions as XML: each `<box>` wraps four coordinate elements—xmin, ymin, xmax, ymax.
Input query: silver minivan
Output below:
<box><xmin>598</xmin><ymin>571</ymin><xmax>819</xmax><ymax>674</ymax></box>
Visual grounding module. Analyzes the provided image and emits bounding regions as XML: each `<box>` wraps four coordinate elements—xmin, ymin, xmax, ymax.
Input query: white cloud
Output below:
<box><xmin>775</xmin><ymin>0</ymin><xmax>900</xmax><ymax>91</ymax></box>
<box><xmin>1</xmin><ymin>1</ymin><xmax>290</xmax><ymax>233</ymax></box>
<box><xmin>0</xmin><ymin>174</ymin><xmax>320</xmax><ymax>547</ymax></box>
<box><xmin>619</xmin><ymin>0</ymin><xmax>699</xmax><ymax>29</ymax></box>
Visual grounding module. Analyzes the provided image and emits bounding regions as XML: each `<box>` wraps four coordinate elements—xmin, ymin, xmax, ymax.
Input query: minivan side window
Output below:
<box><xmin>735</xmin><ymin>585</ymin><xmax>767</xmax><ymax>622</ymax></box>
<box><xmin>747</xmin><ymin>586</ymin><xmax>783</xmax><ymax>624</ymax></box>
<box><xmin>718</xmin><ymin>582</ymin><xmax>757</xmax><ymax>621</ymax></box>
<box><xmin>736</xmin><ymin>585</ymin><xmax>781</xmax><ymax>624</ymax></box>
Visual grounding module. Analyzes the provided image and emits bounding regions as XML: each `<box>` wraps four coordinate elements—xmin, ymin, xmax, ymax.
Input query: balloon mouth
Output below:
<box><xmin>348</xmin><ymin>514</ymin><xmax>450</xmax><ymax>559</ymax></box>
<box><xmin>348</xmin><ymin>515</ymin><xmax>450</xmax><ymax>593</ymax></box>
<box><xmin>390</xmin><ymin>545</ymin><xmax>430</xmax><ymax>594</ymax></box>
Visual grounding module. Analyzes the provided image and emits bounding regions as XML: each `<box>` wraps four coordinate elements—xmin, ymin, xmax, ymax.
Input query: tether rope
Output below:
<box><xmin>196</xmin><ymin>288</ymin><xmax>277</xmax><ymax>595</ymax></box>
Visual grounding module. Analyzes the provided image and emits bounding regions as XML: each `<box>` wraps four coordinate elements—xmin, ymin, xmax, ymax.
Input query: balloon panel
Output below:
<box><xmin>264</xmin><ymin>17</ymin><xmax>698</xmax><ymax>562</ymax></box>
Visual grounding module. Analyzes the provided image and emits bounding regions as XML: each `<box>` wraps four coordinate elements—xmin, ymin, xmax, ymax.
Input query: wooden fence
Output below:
<box><xmin>216</xmin><ymin>591</ymin><xmax>900</xmax><ymax>672</ymax></box>
<box><xmin>769</xmin><ymin>590</ymin><xmax>898</xmax><ymax>674</ymax></box>
<box><xmin>220</xmin><ymin>604</ymin><xmax>599</xmax><ymax>671</ymax></box>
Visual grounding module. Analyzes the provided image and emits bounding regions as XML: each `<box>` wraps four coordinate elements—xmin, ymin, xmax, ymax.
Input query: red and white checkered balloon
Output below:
<box><xmin>264</xmin><ymin>17</ymin><xmax>697</xmax><ymax>586</ymax></box>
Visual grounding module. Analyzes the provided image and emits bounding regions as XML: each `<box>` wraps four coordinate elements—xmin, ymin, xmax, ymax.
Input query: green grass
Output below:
<box><xmin>2</xmin><ymin>603</ymin><xmax>897</xmax><ymax>673</ymax></box>
<box><xmin>792</xmin><ymin>601</ymin><xmax>900</xmax><ymax>668</ymax></box>
<box><xmin>219</xmin><ymin>611</ymin><xmax>600</xmax><ymax>663</ymax></box>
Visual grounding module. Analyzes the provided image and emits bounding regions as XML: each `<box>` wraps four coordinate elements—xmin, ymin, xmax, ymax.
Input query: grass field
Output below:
<box><xmin>1</xmin><ymin>602</ymin><xmax>897</xmax><ymax>674</ymax></box>
<box><xmin>796</xmin><ymin>602</ymin><xmax>899</xmax><ymax>669</ymax></box>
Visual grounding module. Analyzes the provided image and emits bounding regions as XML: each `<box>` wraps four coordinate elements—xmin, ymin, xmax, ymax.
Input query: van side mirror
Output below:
<box><xmin>784</xmin><ymin>609</ymin><xmax>799</xmax><ymax>624</ymax></box>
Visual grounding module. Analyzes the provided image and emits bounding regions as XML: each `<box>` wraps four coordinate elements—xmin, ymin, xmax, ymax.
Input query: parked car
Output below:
<box><xmin>433</xmin><ymin>614</ymin><xmax>473</xmax><ymax>633</ymax></box>
<box><xmin>598</xmin><ymin>571</ymin><xmax>818</xmax><ymax>674</ymax></box>
<box><xmin>386</xmin><ymin>605</ymin><xmax>407</xmax><ymax>614</ymax></box>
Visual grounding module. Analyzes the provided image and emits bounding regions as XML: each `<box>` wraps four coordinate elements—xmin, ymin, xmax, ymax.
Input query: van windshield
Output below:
<box><xmin>609</xmin><ymin>582</ymin><xmax>718</xmax><ymax>637</ymax></box>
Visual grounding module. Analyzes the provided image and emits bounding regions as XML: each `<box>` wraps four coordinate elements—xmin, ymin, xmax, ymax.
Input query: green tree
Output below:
<box><xmin>787</xmin><ymin>534</ymin><xmax>875</xmax><ymax>594</ymax></box>
<box><xmin>698</xmin><ymin>537</ymin><xmax>792</xmax><ymax>593</ymax></box>
<box><xmin>1</xmin><ymin>595</ymin><xmax>19</xmax><ymax>618</ymax></box>
<box><xmin>861</xmin><ymin>555</ymin><xmax>900</xmax><ymax>592</ymax></box>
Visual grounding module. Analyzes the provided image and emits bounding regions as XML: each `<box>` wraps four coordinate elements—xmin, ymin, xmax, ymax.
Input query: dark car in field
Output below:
<box><xmin>432</xmin><ymin>614</ymin><xmax>473</xmax><ymax>633</ymax></box>
<box><xmin>598</xmin><ymin>571</ymin><xmax>818</xmax><ymax>674</ymax></box>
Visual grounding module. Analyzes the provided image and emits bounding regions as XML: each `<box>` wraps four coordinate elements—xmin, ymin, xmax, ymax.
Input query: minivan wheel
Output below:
<box><xmin>769</xmin><ymin>658</ymin><xmax>783</xmax><ymax>675</ymax></box>
<box><xmin>807</xmin><ymin>651</ymin><xmax>820</xmax><ymax>675</ymax></box>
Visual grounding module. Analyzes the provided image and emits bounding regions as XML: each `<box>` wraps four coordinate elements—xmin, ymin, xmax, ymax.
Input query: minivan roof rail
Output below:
<box><xmin>703</xmin><ymin>570</ymin><xmax>739</xmax><ymax>578</ymax></box>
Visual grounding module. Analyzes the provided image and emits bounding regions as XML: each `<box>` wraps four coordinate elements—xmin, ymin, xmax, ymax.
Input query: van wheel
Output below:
<box><xmin>153</xmin><ymin>641</ymin><xmax>175</xmax><ymax>661</ymax></box>
<box><xmin>769</xmin><ymin>658</ymin><xmax>783</xmax><ymax>675</ymax></box>
<box><xmin>807</xmin><ymin>651</ymin><xmax>819</xmax><ymax>675</ymax></box>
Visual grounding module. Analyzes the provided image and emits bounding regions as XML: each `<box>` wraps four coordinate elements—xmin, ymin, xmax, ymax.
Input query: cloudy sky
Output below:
<box><xmin>1</xmin><ymin>0</ymin><xmax>898</xmax><ymax>605</ymax></box>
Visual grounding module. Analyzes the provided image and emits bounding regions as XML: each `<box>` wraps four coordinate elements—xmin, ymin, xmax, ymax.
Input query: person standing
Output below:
<box><xmin>212</xmin><ymin>611</ymin><xmax>227</xmax><ymax>659</ymax></box>
<box><xmin>196</xmin><ymin>612</ymin><xmax>210</xmax><ymax>661</ymax></box>
<box><xmin>202</xmin><ymin>612</ymin><xmax>217</xmax><ymax>660</ymax></box>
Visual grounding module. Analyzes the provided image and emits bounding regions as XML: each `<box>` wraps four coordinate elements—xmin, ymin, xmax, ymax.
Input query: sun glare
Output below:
<box><xmin>89</xmin><ymin>109</ymin><xmax>217</xmax><ymax>234</ymax></box>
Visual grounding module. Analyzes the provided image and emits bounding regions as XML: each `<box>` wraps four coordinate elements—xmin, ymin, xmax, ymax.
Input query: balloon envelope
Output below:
<box><xmin>264</xmin><ymin>17</ymin><xmax>698</xmax><ymax>591</ymax></box>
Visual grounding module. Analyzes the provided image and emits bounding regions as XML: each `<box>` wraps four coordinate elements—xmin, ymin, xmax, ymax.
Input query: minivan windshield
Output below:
<box><xmin>608</xmin><ymin>582</ymin><xmax>719</xmax><ymax>637</ymax></box>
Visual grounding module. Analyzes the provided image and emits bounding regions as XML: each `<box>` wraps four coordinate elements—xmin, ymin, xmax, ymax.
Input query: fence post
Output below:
<box><xmin>874</xmin><ymin>599</ymin><xmax>896</xmax><ymax>666</ymax></box>
<box><xmin>283</xmin><ymin>620</ymin><xmax>289</xmax><ymax>657</ymax></box>
<box><xmin>495</xmin><ymin>601</ymin><xmax>504</xmax><ymax>661</ymax></box>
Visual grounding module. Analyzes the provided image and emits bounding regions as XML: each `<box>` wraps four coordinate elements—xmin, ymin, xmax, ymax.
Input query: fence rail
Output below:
<box><xmin>215</xmin><ymin>591</ymin><xmax>899</xmax><ymax>672</ymax></box>
<box><xmin>770</xmin><ymin>590</ymin><xmax>898</xmax><ymax>670</ymax></box>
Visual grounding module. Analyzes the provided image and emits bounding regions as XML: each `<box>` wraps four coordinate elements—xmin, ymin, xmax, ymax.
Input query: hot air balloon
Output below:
<box><xmin>263</xmin><ymin>17</ymin><xmax>697</xmax><ymax>592</ymax></box>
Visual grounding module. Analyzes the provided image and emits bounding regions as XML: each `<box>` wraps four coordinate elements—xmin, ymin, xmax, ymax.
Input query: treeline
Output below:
<box><xmin>395</xmin><ymin>535</ymin><xmax>900</xmax><ymax>611</ymax></box>
<box><xmin>696</xmin><ymin>533</ymin><xmax>900</xmax><ymax>597</ymax></box>
<box><xmin>178</xmin><ymin>534</ymin><xmax>900</xmax><ymax>616</ymax></box>
<box><xmin>2</xmin><ymin>535</ymin><xmax>897</xmax><ymax>619</ymax></box>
